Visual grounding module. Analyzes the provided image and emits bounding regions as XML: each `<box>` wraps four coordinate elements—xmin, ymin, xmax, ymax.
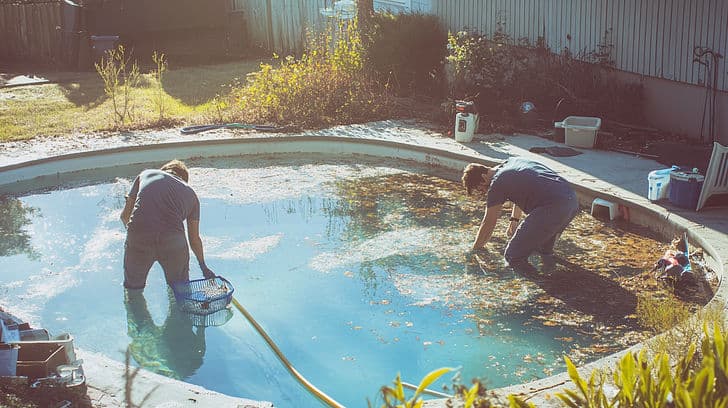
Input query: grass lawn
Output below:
<box><xmin>0</xmin><ymin>59</ymin><xmax>265</xmax><ymax>142</ymax></box>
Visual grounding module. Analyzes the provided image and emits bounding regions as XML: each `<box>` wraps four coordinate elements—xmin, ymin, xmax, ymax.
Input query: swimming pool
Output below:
<box><xmin>1</xmin><ymin>152</ymin><xmax>671</xmax><ymax>406</ymax></box>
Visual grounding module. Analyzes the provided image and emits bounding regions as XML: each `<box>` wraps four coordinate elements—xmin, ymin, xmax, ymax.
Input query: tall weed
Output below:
<box><xmin>638</xmin><ymin>294</ymin><xmax>725</xmax><ymax>362</ymax></box>
<box><xmin>95</xmin><ymin>45</ymin><xmax>141</xmax><ymax>127</ymax></box>
<box><xmin>151</xmin><ymin>51</ymin><xmax>168</xmax><ymax>122</ymax></box>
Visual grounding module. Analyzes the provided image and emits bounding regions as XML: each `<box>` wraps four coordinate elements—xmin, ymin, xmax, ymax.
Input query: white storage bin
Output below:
<box><xmin>554</xmin><ymin>116</ymin><xmax>602</xmax><ymax>148</ymax></box>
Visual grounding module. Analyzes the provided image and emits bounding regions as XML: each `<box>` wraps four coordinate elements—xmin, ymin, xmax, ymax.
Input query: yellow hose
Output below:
<box><xmin>230</xmin><ymin>297</ymin><xmax>345</xmax><ymax>408</ymax></box>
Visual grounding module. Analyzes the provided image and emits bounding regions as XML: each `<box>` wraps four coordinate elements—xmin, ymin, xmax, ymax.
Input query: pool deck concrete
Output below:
<box><xmin>1</xmin><ymin>119</ymin><xmax>727</xmax><ymax>407</ymax></box>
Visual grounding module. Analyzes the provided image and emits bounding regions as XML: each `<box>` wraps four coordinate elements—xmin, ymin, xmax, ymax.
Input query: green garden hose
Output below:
<box><xmin>230</xmin><ymin>297</ymin><xmax>345</xmax><ymax>408</ymax></box>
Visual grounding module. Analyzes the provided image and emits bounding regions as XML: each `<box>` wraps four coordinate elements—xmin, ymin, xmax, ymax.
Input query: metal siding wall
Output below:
<box><xmin>721</xmin><ymin>0</ymin><xmax>728</xmax><ymax>90</ymax></box>
<box><xmin>431</xmin><ymin>0</ymin><xmax>727</xmax><ymax>91</ymax></box>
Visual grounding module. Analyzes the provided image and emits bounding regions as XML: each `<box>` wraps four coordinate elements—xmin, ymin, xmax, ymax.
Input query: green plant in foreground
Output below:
<box><xmin>374</xmin><ymin>367</ymin><xmax>453</xmax><ymax>408</ymax></box>
<box><xmin>374</xmin><ymin>368</ymin><xmax>533</xmax><ymax>408</ymax></box>
<box><xmin>95</xmin><ymin>45</ymin><xmax>141</xmax><ymax>127</ymax></box>
<box><xmin>557</xmin><ymin>323</ymin><xmax>728</xmax><ymax>408</ymax></box>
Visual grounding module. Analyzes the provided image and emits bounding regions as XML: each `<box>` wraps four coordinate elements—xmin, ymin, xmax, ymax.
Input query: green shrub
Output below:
<box><xmin>446</xmin><ymin>29</ymin><xmax>643</xmax><ymax>127</ymax></box>
<box><xmin>230</xmin><ymin>18</ymin><xmax>396</xmax><ymax>128</ymax></box>
<box><xmin>365</xmin><ymin>12</ymin><xmax>448</xmax><ymax>97</ymax></box>
<box><xmin>637</xmin><ymin>293</ymin><xmax>691</xmax><ymax>334</ymax></box>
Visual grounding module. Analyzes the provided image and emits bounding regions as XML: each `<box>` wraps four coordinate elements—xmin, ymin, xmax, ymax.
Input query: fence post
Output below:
<box><xmin>265</xmin><ymin>0</ymin><xmax>274</xmax><ymax>52</ymax></box>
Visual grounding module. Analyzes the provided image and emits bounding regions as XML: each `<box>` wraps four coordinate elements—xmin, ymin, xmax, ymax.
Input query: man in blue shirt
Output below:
<box><xmin>462</xmin><ymin>158</ymin><xmax>579</xmax><ymax>272</ymax></box>
<box><xmin>120</xmin><ymin>160</ymin><xmax>214</xmax><ymax>289</ymax></box>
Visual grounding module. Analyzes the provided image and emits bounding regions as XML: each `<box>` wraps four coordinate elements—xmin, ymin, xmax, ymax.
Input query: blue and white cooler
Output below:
<box><xmin>648</xmin><ymin>166</ymin><xmax>679</xmax><ymax>201</ymax></box>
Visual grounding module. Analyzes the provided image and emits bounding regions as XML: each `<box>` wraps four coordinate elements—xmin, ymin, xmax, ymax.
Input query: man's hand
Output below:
<box><xmin>506</xmin><ymin>219</ymin><xmax>519</xmax><ymax>237</ymax></box>
<box><xmin>200</xmin><ymin>262</ymin><xmax>216</xmax><ymax>279</ymax></box>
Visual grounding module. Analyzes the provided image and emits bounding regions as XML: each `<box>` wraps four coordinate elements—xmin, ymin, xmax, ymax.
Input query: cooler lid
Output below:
<box><xmin>670</xmin><ymin>171</ymin><xmax>705</xmax><ymax>182</ymax></box>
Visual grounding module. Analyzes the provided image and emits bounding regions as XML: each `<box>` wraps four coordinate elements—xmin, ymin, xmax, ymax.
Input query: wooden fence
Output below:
<box><xmin>232</xmin><ymin>0</ymin><xmax>431</xmax><ymax>56</ymax></box>
<box><xmin>0</xmin><ymin>1</ymin><xmax>66</xmax><ymax>65</ymax></box>
<box><xmin>233</xmin><ymin>0</ymin><xmax>329</xmax><ymax>55</ymax></box>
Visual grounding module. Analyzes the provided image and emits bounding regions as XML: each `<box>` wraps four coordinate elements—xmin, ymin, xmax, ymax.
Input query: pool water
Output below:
<box><xmin>0</xmin><ymin>154</ymin><xmax>671</xmax><ymax>407</ymax></box>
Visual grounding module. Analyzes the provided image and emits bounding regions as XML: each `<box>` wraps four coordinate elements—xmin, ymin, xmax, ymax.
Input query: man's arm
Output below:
<box><xmin>187</xmin><ymin>219</ymin><xmax>215</xmax><ymax>278</ymax></box>
<box><xmin>511</xmin><ymin>205</ymin><xmax>522</xmax><ymax>220</ymax></box>
<box><xmin>120</xmin><ymin>194</ymin><xmax>136</xmax><ymax>227</ymax></box>
<box><xmin>506</xmin><ymin>204</ymin><xmax>523</xmax><ymax>237</ymax></box>
<box><xmin>187</xmin><ymin>219</ymin><xmax>206</xmax><ymax>265</ymax></box>
<box><xmin>472</xmin><ymin>203</ymin><xmax>502</xmax><ymax>250</ymax></box>
<box><xmin>121</xmin><ymin>176</ymin><xmax>140</xmax><ymax>228</ymax></box>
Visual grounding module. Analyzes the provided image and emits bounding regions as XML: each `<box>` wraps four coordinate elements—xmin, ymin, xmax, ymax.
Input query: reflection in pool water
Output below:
<box><xmin>0</xmin><ymin>154</ymin><xmax>675</xmax><ymax>407</ymax></box>
<box><xmin>125</xmin><ymin>288</ymin><xmax>207</xmax><ymax>380</ymax></box>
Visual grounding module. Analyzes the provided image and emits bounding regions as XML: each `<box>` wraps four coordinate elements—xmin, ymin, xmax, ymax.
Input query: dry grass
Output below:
<box><xmin>0</xmin><ymin>59</ymin><xmax>266</xmax><ymax>142</ymax></box>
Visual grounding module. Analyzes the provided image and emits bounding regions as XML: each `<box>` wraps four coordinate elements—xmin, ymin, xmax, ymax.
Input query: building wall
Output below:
<box><xmin>624</xmin><ymin>72</ymin><xmax>728</xmax><ymax>145</ymax></box>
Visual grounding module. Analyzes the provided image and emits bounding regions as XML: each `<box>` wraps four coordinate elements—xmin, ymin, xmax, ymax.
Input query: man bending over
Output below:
<box><xmin>121</xmin><ymin>159</ymin><xmax>215</xmax><ymax>289</ymax></box>
<box><xmin>462</xmin><ymin>157</ymin><xmax>579</xmax><ymax>272</ymax></box>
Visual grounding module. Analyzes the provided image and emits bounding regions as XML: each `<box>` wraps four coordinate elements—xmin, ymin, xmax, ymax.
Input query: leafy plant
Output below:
<box><xmin>374</xmin><ymin>367</ymin><xmax>453</xmax><ymax>408</ymax></box>
<box><xmin>94</xmin><ymin>45</ymin><xmax>141</xmax><ymax>127</ymax></box>
<box><xmin>557</xmin><ymin>323</ymin><xmax>728</xmax><ymax>408</ymax></box>
<box><xmin>556</xmin><ymin>356</ymin><xmax>613</xmax><ymax>408</ymax></box>
<box><xmin>451</xmin><ymin>377</ymin><xmax>531</xmax><ymax>408</ymax></box>
<box><xmin>374</xmin><ymin>369</ymin><xmax>534</xmax><ymax>408</ymax></box>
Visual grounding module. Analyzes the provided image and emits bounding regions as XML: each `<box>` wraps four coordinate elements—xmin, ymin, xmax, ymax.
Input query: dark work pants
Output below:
<box><xmin>123</xmin><ymin>230</ymin><xmax>190</xmax><ymax>289</ymax></box>
<box><xmin>504</xmin><ymin>192</ymin><xmax>579</xmax><ymax>265</ymax></box>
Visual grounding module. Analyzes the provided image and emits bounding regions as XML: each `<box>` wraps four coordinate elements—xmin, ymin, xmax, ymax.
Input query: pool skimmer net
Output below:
<box><xmin>171</xmin><ymin>276</ymin><xmax>234</xmax><ymax>315</ymax></box>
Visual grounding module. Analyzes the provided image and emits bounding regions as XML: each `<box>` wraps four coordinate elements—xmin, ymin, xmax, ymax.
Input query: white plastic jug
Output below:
<box><xmin>454</xmin><ymin>112</ymin><xmax>478</xmax><ymax>143</ymax></box>
<box><xmin>648</xmin><ymin>166</ymin><xmax>678</xmax><ymax>201</ymax></box>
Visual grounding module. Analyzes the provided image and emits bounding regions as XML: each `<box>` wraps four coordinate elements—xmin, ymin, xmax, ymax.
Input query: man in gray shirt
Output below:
<box><xmin>120</xmin><ymin>160</ymin><xmax>214</xmax><ymax>289</ymax></box>
<box><xmin>462</xmin><ymin>157</ymin><xmax>579</xmax><ymax>272</ymax></box>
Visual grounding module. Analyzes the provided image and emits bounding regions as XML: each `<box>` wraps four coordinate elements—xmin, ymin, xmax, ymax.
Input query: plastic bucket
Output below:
<box><xmin>0</xmin><ymin>343</ymin><xmax>19</xmax><ymax>376</ymax></box>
